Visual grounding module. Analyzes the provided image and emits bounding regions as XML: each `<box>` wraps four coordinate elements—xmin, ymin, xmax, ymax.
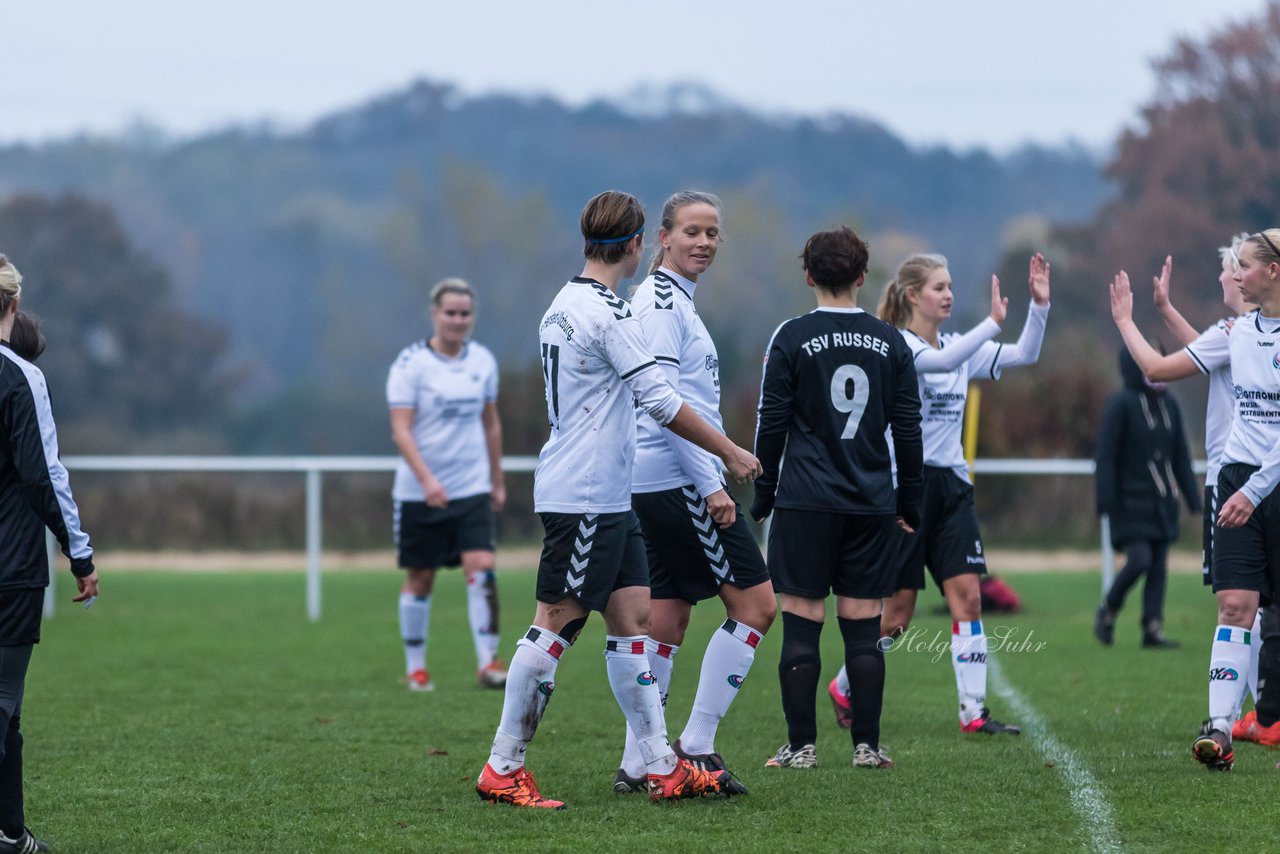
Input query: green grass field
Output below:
<box><xmin>22</xmin><ymin>566</ymin><xmax>1278</xmax><ymax>852</ymax></box>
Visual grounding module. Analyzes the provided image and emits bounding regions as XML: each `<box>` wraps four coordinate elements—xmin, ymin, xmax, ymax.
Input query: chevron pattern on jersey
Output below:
<box><xmin>564</xmin><ymin>514</ymin><xmax>598</xmax><ymax>595</ymax></box>
<box><xmin>653</xmin><ymin>275</ymin><xmax>675</xmax><ymax>310</ymax></box>
<box><xmin>682</xmin><ymin>486</ymin><xmax>734</xmax><ymax>584</ymax></box>
<box><xmin>590</xmin><ymin>282</ymin><xmax>633</xmax><ymax>320</ymax></box>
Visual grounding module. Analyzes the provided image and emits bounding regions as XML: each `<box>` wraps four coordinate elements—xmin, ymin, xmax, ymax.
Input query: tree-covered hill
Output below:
<box><xmin>0</xmin><ymin>80</ymin><xmax>1108</xmax><ymax>453</ymax></box>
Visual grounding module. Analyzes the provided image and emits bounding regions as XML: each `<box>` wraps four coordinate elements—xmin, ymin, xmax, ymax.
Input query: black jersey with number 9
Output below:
<box><xmin>753</xmin><ymin>307</ymin><xmax>923</xmax><ymax>520</ymax></box>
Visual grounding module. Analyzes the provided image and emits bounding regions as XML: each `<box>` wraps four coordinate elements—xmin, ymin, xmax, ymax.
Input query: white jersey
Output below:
<box><xmin>534</xmin><ymin>276</ymin><xmax>685</xmax><ymax>514</ymax></box>
<box><xmin>902</xmin><ymin>302</ymin><xmax>1049</xmax><ymax>481</ymax></box>
<box><xmin>1195</xmin><ymin>311</ymin><xmax>1280</xmax><ymax>506</ymax></box>
<box><xmin>1184</xmin><ymin>318</ymin><xmax>1235</xmax><ymax>486</ymax></box>
<box><xmin>386</xmin><ymin>340</ymin><xmax>498</xmax><ymax>502</ymax></box>
<box><xmin>631</xmin><ymin>268</ymin><xmax>724</xmax><ymax>498</ymax></box>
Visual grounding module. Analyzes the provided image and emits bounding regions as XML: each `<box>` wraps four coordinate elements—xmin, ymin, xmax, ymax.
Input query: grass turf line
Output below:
<box><xmin>22</xmin><ymin>568</ymin><xmax>1279</xmax><ymax>852</ymax></box>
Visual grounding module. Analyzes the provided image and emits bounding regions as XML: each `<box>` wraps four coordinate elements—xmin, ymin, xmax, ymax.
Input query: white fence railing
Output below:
<box><xmin>45</xmin><ymin>455</ymin><xmax>1208</xmax><ymax>620</ymax></box>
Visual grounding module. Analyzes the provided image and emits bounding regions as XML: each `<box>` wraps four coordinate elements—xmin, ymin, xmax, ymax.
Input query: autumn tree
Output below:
<box><xmin>1089</xmin><ymin>1</ymin><xmax>1280</xmax><ymax>326</ymax></box>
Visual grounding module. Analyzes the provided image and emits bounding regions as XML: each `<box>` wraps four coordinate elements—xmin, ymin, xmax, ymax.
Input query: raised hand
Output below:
<box><xmin>1110</xmin><ymin>271</ymin><xmax>1134</xmax><ymax>327</ymax></box>
<box><xmin>1029</xmin><ymin>253</ymin><xmax>1051</xmax><ymax>305</ymax></box>
<box><xmin>989</xmin><ymin>275</ymin><xmax>1009</xmax><ymax>324</ymax></box>
<box><xmin>1152</xmin><ymin>255</ymin><xmax>1173</xmax><ymax>309</ymax></box>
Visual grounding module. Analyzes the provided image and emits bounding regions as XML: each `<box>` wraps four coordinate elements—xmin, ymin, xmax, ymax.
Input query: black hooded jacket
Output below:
<box><xmin>1094</xmin><ymin>348</ymin><xmax>1200</xmax><ymax>548</ymax></box>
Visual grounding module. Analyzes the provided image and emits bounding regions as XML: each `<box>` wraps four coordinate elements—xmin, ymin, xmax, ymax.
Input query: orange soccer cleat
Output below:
<box><xmin>475</xmin><ymin>763</ymin><xmax>566</xmax><ymax>810</ymax></box>
<box><xmin>1232</xmin><ymin>710</ymin><xmax>1280</xmax><ymax>747</ymax></box>
<box><xmin>647</xmin><ymin>758</ymin><xmax>730</xmax><ymax>801</ymax></box>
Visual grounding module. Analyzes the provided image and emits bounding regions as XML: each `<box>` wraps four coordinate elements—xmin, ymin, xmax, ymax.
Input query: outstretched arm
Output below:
<box><xmin>604</xmin><ymin>318</ymin><xmax>761</xmax><ymax>484</ymax></box>
<box><xmin>972</xmin><ymin>253</ymin><xmax>1052</xmax><ymax>377</ymax></box>
<box><xmin>912</xmin><ymin>275</ymin><xmax>1005</xmax><ymax>372</ymax></box>
<box><xmin>1151</xmin><ymin>256</ymin><xmax>1199</xmax><ymax>346</ymax></box>
<box><xmin>1110</xmin><ymin>271</ymin><xmax>1198</xmax><ymax>382</ymax></box>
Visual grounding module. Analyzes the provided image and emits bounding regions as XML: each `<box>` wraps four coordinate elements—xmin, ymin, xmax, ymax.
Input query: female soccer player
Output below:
<box><xmin>386</xmin><ymin>278</ymin><xmax>507</xmax><ymax>692</ymax></box>
<box><xmin>1</xmin><ymin>254</ymin><xmax>98</xmax><ymax>854</ymax></box>
<box><xmin>475</xmin><ymin>191</ymin><xmax>761</xmax><ymax>809</ymax></box>
<box><xmin>614</xmin><ymin>191</ymin><xmax>775</xmax><ymax>794</ymax></box>
<box><xmin>1118</xmin><ymin>230</ymin><xmax>1280</xmax><ymax>770</ymax></box>
<box><xmin>753</xmin><ymin>226</ymin><xmax>924</xmax><ymax>770</ymax></box>
<box><xmin>1108</xmin><ymin>242</ymin><xmax>1280</xmax><ymax>749</ymax></box>
<box><xmin>830</xmin><ymin>251</ymin><xmax>1050</xmax><ymax>737</ymax></box>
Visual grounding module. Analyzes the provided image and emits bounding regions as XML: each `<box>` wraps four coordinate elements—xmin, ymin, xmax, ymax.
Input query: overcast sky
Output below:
<box><xmin>4</xmin><ymin>0</ymin><xmax>1269</xmax><ymax>152</ymax></box>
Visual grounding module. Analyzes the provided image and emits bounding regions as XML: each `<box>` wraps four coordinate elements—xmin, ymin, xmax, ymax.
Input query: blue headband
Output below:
<box><xmin>586</xmin><ymin>226</ymin><xmax>644</xmax><ymax>245</ymax></box>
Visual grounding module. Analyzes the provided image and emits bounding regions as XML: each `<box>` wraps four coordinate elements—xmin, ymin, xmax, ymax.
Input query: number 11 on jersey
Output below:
<box><xmin>541</xmin><ymin>343</ymin><xmax>561</xmax><ymax>428</ymax></box>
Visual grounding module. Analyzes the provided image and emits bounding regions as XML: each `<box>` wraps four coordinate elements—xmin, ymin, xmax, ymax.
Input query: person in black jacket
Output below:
<box><xmin>1094</xmin><ymin>346</ymin><xmax>1200</xmax><ymax>649</ymax></box>
<box><xmin>0</xmin><ymin>255</ymin><xmax>98</xmax><ymax>854</ymax></box>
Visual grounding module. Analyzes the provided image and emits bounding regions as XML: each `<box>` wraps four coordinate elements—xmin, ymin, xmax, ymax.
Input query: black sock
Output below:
<box><xmin>778</xmin><ymin>612</ymin><xmax>823</xmax><ymax>748</ymax></box>
<box><xmin>0</xmin><ymin>715</ymin><xmax>23</xmax><ymax>839</ymax></box>
<box><xmin>840</xmin><ymin>615</ymin><xmax>885</xmax><ymax>749</ymax></box>
<box><xmin>1256</xmin><ymin>638</ymin><xmax>1280</xmax><ymax>727</ymax></box>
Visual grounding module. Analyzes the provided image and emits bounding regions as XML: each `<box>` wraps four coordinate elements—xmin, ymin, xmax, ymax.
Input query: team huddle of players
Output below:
<box><xmin>387</xmin><ymin>189</ymin><xmax>1272</xmax><ymax>811</ymax></box>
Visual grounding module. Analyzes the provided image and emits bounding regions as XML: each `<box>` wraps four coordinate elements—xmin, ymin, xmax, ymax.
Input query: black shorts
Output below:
<box><xmin>536</xmin><ymin>511</ymin><xmax>649</xmax><ymax>613</ymax></box>
<box><xmin>0</xmin><ymin>588</ymin><xmax>44</xmax><ymax>646</ymax></box>
<box><xmin>633</xmin><ymin>486</ymin><xmax>770</xmax><ymax>604</ymax></box>
<box><xmin>1202</xmin><ymin>484</ymin><xmax>1216</xmax><ymax>587</ymax></box>
<box><xmin>896</xmin><ymin>466</ymin><xmax>986</xmax><ymax>592</ymax></box>
<box><xmin>1211</xmin><ymin>463</ymin><xmax>1280</xmax><ymax>602</ymax></box>
<box><xmin>394</xmin><ymin>494</ymin><xmax>494</xmax><ymax>570</ymax></box>
<box><xmin>767</xmin><ymin>509</ymin><xmax>901</xmax><ymax>600</ymax></box>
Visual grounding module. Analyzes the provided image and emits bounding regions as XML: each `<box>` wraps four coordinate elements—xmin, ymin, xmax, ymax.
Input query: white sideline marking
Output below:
<box><xmin>989</xmin><ymin>660</ymin><xmax>1121</xmax><ymax>854</ymax></box>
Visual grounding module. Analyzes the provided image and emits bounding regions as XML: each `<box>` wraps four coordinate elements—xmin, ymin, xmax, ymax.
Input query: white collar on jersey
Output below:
<box><xmin>656</xmin><ymin>266</ymin><xmax>698</xmax><ymax>300</ymax></box>
<box><xmin>812</xmin><ymin>306</ymin><xmax>865</xmax><ymax>314</ymax></box>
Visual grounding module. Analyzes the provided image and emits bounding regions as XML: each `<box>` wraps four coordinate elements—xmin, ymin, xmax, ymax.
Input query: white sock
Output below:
<box><xmin>620</xmin><ymin>639</ymin><xmax>678</xmax><ymax>778</ymax></box>
<box><xmin>952</xmin><ymin>620</ymin><xmax>988</xmax><ymax>725</ymax></box>
<box><xmin>486</xmin><ymin>626</ymin><xmax>567</xmax><ymax>774</ymax></box>
<box><xmin>605</xmin><ymin>635</ymin><xmax>676</xmax><ymax>775</ymax></box>
<box><xmin>1248</xmin><ymin>609</ymin><xmax>1263</xmax><ymax>709</ymax></box>
<box><xmin>1209</xmin><ymin>624</ymin><xmax>1253</xmax><ymax>729</ymax></box>
<box><xmin>679</xmin><ymin>619</ymin><xmax>764</xmax><ymax>755</ymax></box>
<box><xmin>467</xmin><ymin>570</ymin><xmax>501</xmax><ymax>670</ymax></box>
<box><xmin>399</xmin><ymin>592</ymin><xmax>430</xmax><ymax>675</ymax></box>
<box><xmin>835</xmin><ymin>663</ymin><xmax>850</xmax><ymax>696</ymax></box>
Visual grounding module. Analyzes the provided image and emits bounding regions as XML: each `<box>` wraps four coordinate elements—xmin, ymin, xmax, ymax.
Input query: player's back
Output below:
<box><xmin>534</xmin><ymin>277</ymin><xmax>651</xmax><ymax>514</ymax></box>
<box><xmin>756</xmin><ymin>307</ymin><xmax>921</xmax><ymax>514</ymax></box>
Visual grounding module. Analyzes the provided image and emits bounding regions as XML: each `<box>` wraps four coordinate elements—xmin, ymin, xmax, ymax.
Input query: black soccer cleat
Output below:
<box><xmin>0</xmin><ymin>827</ymin><xmax>49</xmax><ymax>854</ymax></box>
<box><xmin>1192</xmin><ymin>720</ymin><xmax>1235</xmax><ymax>771</ymax></box>
<box><xmin>612</xmin><ymin>768</ymin><xmax>647</xmax><ymax>794</ymax></box>
<box><xmin>961</xmin><ymin>708</ymin><xmax>1022</xmax><ymax>735</ymax></box>
<box><xmin>1094</xmin><ymin>606</ymin><xmax>1116</xmax><ymax>646</ymax></box>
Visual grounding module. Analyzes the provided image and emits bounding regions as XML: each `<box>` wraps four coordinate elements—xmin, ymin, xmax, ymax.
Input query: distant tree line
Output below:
<box><xmin>6</xmin><ymin>3</ymin><xmax>1280</xmax><ymax>547</ymax></box>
